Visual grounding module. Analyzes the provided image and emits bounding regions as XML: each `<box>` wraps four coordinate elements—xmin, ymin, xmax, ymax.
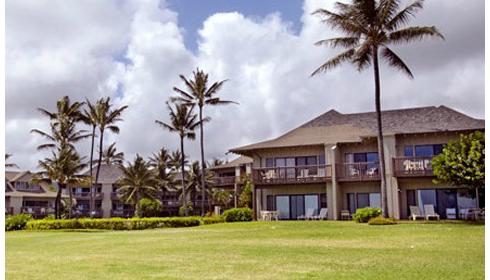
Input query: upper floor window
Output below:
<box><xmin>265</xmin><ymin>155</ymin><xmax>325</xmax><ymax>167</ymax></box>
<box><xmin>345</xmin><ymin>152</ymin><xmax>379</xmax><ymax>163</ymax></box>
<box><xmin>404</xmin><ymin>144</ymin><xmax>444</xmax><ymax>157</ymax></box>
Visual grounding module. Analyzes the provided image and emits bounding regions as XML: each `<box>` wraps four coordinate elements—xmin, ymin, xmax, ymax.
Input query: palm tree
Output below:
<box><xmin>35</xmin><ymin>146</ymin><xmax>88</xmax><ymax>219</ymax></box>
<box><xmin>311</xmin><ymin>0</ymin><xmax>443</xmax><ymax>217</ymax></box>
<box><xmin>81</xmin><ymin>98</ymin><xmax>99</xmax><ymax>215</ymax></box>
<box><xmin>171</xmin><ymin>68</ymin><xmax>236</xmax><ymax>215</ymax></box>
<box><xmin>155</xmin><ymin>101</ymin><xmax>202</xmax><ymax>216</ymax></box>
<box><xmin>91</xmin><ymin>97</ymin><xmax>128</xmax><ymax>216</ymax></box>
<box><xmin>186</xmin><ymin>161</ymin><xmax>215</xmax><ymax>213</ymax></box>
<box><xmin>98</xmin><ymin>142</ymin><xmax>124</xmax><ymax>166</ymax></box>
<box><xmin>149</xmin><ymin>147</ymin><xmax>175</xmax><ymax>203</ymax></box>
<box><xmin>5</xmin><ymin>154</ymin><xmax>19</xmax><ymax>169</ymax></box>
<box><xmin>169</xmin><ymin>150</ymin><xmax>187</xmax><ymax>172</ymax></box>
<box><xmin>116</xmin><ymin>155</ymin><xmax>159</xmax><ymax>217</ymax></box>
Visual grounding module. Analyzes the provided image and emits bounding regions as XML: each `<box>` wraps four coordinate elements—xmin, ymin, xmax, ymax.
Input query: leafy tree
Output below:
<box><xmin>211</xmin><ymin>188</ymin><xmax>233</xmax><ymax>209</ymax></box>
<box><xmin>171</xmin><ymin>68</ymin><xmax>236</xmax><ymax>215</ymax></box>
<box><xmin>311</xmin><ymin>0</ymin><xmax>443</xmax><ymax>217</ymax></box>
<box><xmin>238</xmin><ymin>175</ymin><xmax>253</xmax><ymax>208</ymax></box>
<box><xmin>155</xmin><ymin>101</ymin><xmax>202</xmax><ymax>216</ymax></box>
<box><xmin>98</xmin><ymin>142</ymin><xmax>124</xmax><ymax>166</ymax></box>
<box><xmin>433</xmin><ymin>131</ymin><xmax>485</xmax><ymax>189</ymax></box>
<box><xmin>116</xmin><ymin>155</ymin><xmax>159</xmax><ymax>217</ymax></box>
<box><xmin>137</xmin><ymin>198</ymin><xmax>162</xmax><ymax>217</ymax></box>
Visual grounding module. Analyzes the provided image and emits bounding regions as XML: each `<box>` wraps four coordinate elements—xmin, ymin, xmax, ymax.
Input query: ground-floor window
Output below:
<box><xmin>269</xmin><ymin>194</ymin><xmax>325</xmax><ymax>220</ymax></box>
<box><xmin>347</xmin><ymin>192</ymin><xmax>381</xmax><ymax>213</ymax></box>
<box><xmin>407</xmin><ymin>188</ymin><xmax>484</xmax><ymax>218</ymax></box>
<box><xmin>23</xmin><ymin>201</ymin><xmax>49</xmax><ymax>207</ymax></box>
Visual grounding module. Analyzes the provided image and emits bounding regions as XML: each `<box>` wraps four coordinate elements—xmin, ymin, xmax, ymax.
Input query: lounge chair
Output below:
<box><xmin>446</xmin><ymin>208</ymin><xmax>456</xmax><ymax>219</ymax></box>
<box><xmin>424</xmin><ymin>204</ymin><xmax>440</xmax><ymax>220</ymax></box>
<box><xmin>297</xmin><ymin>208</ymin><xmax>315</xmax><ymax>220</ymax></box>
<box><xmin>312</xmin><ymin>208</ymin><xmax>328</xmax><ymax>220</ymax></box>
<box><xmin>340</xmin><ymin>210</ymin><xmax>351</xmax><ymax>220</ymax></box>
<box><xmin>409</xmin><ymin>206</ymin><xmax>424</xmax><ymax>220</ymax></box>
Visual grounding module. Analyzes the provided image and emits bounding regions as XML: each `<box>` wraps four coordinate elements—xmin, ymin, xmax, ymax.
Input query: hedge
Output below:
<box><xmin>368</xmin><ymin>216</ymin><xmax>397</xmax><ymax>225</ymax></box>
<box><xmin>202</xmin><ymin>216</ymin><xmax>225</xmax><ymax>225</ymax></box>
<box><xmin>352</xmin><ymin>207</ymin><xmax>382</xmax><ymax>223</ymax></box>
<box><xmin>6</xmin><ymin>214</ymin><xmax>32</xmax><ymax>231</ymax></box>
<box><xmin>26</xmin><ymin>217</ymin><xmax>203</xmax><ymax>231</ymax></box>
<box><xmin>222</xmin><ymin>208</ymin><xmax>253</xmax><ymax>222</ymax></box>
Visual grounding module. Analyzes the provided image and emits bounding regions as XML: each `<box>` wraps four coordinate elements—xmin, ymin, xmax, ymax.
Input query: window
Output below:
<box><xmin>417</xmin><ymin>189</ymin><xmax>437</xmax><ymax>214</ymax></box>
<box><xmin>357</xmin><ymin>193</ymin><xmax>370</xmax><ymax>209</ymax></box>
<box><xmin>404</xmin><ymin>146</ymin><xmax>414</xmax><ymax>157</ymax></box>
<box><xmin>405</xmin><ymin>144</ymin><xmax>445</xmax><ymax>157</ymax></box>
<box><xmin>319</xmin><ymin>155</ymin><xmax>326</xmax><ymax>165</ymax></box>
<box><xmin>345</xmin><ymin>152</ymin><xmax>379</xmax><ymax>163</ymax></box>
<box><xmin>369</xmin><ymin>193</ymin><xmax>381</xmax><ymax>208</ymax></box>
<box><xmin>265</xmin><ymin>158</ymin><xmax>274</xmax><ymax>167</ymax></box>
<box><xmin>320</xmin><ymin>194</ymin><xmax>327</xmax><ymax>208</ymax></box>
<box><xmin>266</xmin><ymin>195</ymin><xmax>275</xmax><ymax>211</ymax></box>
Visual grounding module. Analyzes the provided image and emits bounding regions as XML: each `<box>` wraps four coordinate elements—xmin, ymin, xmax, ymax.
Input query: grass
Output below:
<box><xmin>6</xmin><ymin>221</ymin><xmax>484</xmax><ymax>280</ymax></box>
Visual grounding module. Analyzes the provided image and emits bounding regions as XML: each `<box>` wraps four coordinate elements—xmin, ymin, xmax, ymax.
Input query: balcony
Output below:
<box><xmin>73</xmin><ymin>209</ymin><xmax>103</xmax><ymax>218</ymax></box>
<box><xmin>14</xmin><ymin>184</ymin><xmax>43</xmax><ymax>193</ymax></box>
<box><xmin>336</xmin><ymin>162</ymin><xmax>380</xmax><ymax>181</ymax></box>
<box><xmin>393</xmin><ymin>156</ymin><xmax>434</xmax><ymax>177</ymax></box>
<box><xmin>111</xmin><ymin>209</ymin><xmax>134</xmax><ymax>218</ymax></box>
<box><xmin>73</xmin><ymin>192</ymin><xmax>104</xmax><ymax>200</ymax></box>
<box><xmin>252</xmin><ymin>165</ymin><xmax>332</xmax><ymax>185</ymax></box>
<box><xmin>214</xmin><ymin>176</ymin><xmax>237</xmax><ymax>186</ymax></box>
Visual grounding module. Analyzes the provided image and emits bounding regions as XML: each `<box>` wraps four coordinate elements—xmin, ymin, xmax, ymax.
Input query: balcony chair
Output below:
<box><xmin>297</xmin><ymin>208</ymin><xmax>315</xmax><ymax>220</ymax></box>
<box><xmin>312</xmin><ymin>208</ymin><xmax>328</xmax><ymax>220</ymax></box>
<box><xmin>446</xmin><ymin>208</ymin><xmax>457</xmax><ymax>219</ymax></box>
<box><xmin>340</xmin><ymin>210</ymin><xmax>351</xmax><ymax>220</ymax></box>
<box><xmin>424</xmin><ymin>204</ymin><xmax>440</xmax><ymax>220</ymax></box>
<box><xmin>409</xmin><ymin>206</ymin><xmax>424</xmax><ymax>220</ymax></box>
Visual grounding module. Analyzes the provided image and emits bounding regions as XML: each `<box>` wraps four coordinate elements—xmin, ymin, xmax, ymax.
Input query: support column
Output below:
<box><xmin>234</xmin><ymin>166</ymin><xmax>241</xmax><ymax>208</ymax></box>
<box><xmin>325</xmin><ymin>143</ymin><xmax>339</xmax><ymax>220</ymax></box>
<box><xmin>383</xmin><ymin>135</ymin><xmax>399</xmax><ymax>218</ymax></box>
<box><xmin>101</xmin><ymin>183</ymin><xmax>112</xmax><ymax>218</ymax></box>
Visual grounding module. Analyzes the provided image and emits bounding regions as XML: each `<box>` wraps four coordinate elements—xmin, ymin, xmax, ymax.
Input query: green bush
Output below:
<box><xmin>6</xmin><ymin>214</ymin><xmax>33</xmax><ymax>231</ymax></box>
<box><xmin>138</xmin><ymin>198</ymin><xmax>162</xmax><ymax>217</ymax></box>
<box><xmin>368</xmin><ymin>216</ymin><xmax>397</xmax><ymax>225</ymax></box>
<box><xmin>352</xmin><ymin>207</ymin><xmax>382</xmax><ymax>223</ymax></box>
<box><xmin>202</xmin><ymin>215</ymin><xmax>225</xmax><ymax>225</ymax></box>
<box><xmin>25</xmin><ymin>217</ymin><xmax>202</xmax><ymax>231</ymax></box>
<box><xmin>222</xmin><ymin>208</ymin><xmax>253</xmax><ymax>222</ymax></box>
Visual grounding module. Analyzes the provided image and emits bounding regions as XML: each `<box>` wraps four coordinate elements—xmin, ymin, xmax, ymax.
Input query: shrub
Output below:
<box><xmin>179</xmin><ymin>205</ymin><xmax>193</xmax><ymax>216</ymax></box>
<box><xmin>368</xmin><ymin>216</ymin><xmax>397</xmax><ymax>225</ymax></box>
<box><xmin>6</xmin><ymin>214</ymin><xmax>32</xmax><ymax>231</ymax></box>
<box><xmin>222</xmin><ymin>208</ymin><xmax>253</xmax><ymax>222</ymax></box>
<box><xmin>352</xmin><ymin>207</ymin><xmax>382</xmax><ymax>223</ymax></box>
<box><xmin>138</xmin><ymin>198</ymin><xmax>162</xmax><ymax>217</ymax></box>
<box><xmin>202</xmin><ymin>215</ymin><xmax>225</xmax><ymax>225</ymax></box>
<box><xmin>25</xmin><ymin>217</ymin><xmax>202</xmax><ymax>231</ymax></box>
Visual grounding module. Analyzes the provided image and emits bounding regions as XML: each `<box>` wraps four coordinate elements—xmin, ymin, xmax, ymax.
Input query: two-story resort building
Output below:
<box><xmin>230</xmin><ymin>106</ymin><xmax>485</xmax><ymax>220</ymax></box>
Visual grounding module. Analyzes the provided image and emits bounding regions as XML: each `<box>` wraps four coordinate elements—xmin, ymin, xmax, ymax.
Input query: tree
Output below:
<box><xmin>311</xmin><ymin>0</ymin><xmax>443</xmax><ymax>217</ymax></box>
<box><xmin>98</xmin><ymin>142</ymin><xmax>124</xmax><ymax>166</ymax></box>
<box><xmin>155</xmin><ymin>101</ymin><xmax>202</xmax><ymax>216</ymax></box>
<box><xmin>238</xmin><ymin>174</ymin><xmax>253</xmax><ymax>208</ymax></box>
<box><xmin>171</xmin><ymin>68</ymin><xmax>236</xmax><ymax>215</ymax></box>
<box><xmin>169</xmin><ymin>150</ymin><xmax>187</xmax><ymax>172</ymax></box>
<box><xmin>116</xmin><ymin>155</ymin><xmax>159</xmax><ymax>217</ymax></box>
<box><xmin>5</xmin><ymin>154</ymin><xmax>19</xmax><ymax>169</ymax></box>
<box><xmin>210</xmin><ymin>188</ymin><xmax>233</xmax><ymax>209</ymax></box>
<box><xmin>149</xmin><ymin>147</ymin><xmax>175</xmax><ymax>203</ymax></box>
<box><xmin>186</xmin><ymin>161</ymin><xmax>215</xmax><ymax>213</ymax></box>
<box><xmin>433</xmin><ymin>131</ymin><xmax>485</xmax><ymax>190</ymax></box>
<box><xmin>35</xmin><ymin>146</ymin><xmax>88</xmax><ymax>219</ymax></box>
<box><xmin>89</xmin><ymin>97</ymin><xmax>128</xmax><ymax>216</ymax></box>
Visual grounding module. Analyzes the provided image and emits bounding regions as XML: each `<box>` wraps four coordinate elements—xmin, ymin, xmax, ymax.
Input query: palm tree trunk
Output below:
<box><xmin>89</xmin><ymin>125</ymin><xmax>95</xmax><ymax>217</ymax></box>
<box><xmin>180</xmin><ymin>136</ymin><xmax>187</xmax><ymax>216</ymax></box>
<box><xmin>94</xmin><ymin>128</ymin><xmax>104</xmax><ymax>217</ymax></box>
<box><xmin>199</xmin><ymin>106</ymin><xmax>206</xmax><ymax>216</ymax></box>
<box><xmin>372</xmin><ymin>46</ymin><xmax>389</xmax><ymax>218</ymax></box>
<box><xmin>55</xmin><ymin>183</ymin><xmax>62</xmax><ymax>219</ymax></box>
<box><xmin>68</xmin><ymin>186</ymin><xmax>73</xmax><ymax>219</ymax></box>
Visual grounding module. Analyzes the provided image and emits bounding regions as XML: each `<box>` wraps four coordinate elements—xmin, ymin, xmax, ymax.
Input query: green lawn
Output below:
<box><xmin>6</xmin><ymin>221</ymin><xmax>484</xmax><ymax>280</ymax></box>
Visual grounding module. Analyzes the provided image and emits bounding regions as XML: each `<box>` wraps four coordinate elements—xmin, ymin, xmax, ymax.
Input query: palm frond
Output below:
<box><xmin>388</xmin><ymin>26</ymin><xmax>444</xmax><ymax>44</ymax></box>
<box><xmin>314</xmin><ymin>37</ymin><xmax>360</xmax><ymax>48</ymax></box>
<box><xmin>311</xmin><ymin>48</ymin><xmax>356</xmax><ymax>76</ymax></box>
<box><xmin>385</xmin><ymin>0</ymin><xmax>424</xmax><ymax>31</ymax></box>
<box><xmin>381</xmin><ymin>47</ymin><xmax>414</xmax><ymax>78</ymax></box>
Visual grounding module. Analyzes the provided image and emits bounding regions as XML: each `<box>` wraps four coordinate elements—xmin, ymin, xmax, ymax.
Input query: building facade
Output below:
<box><xmin>230</xmin><ymin>106</ymin><xmax>485</xmax><ymax>220</ymax></box>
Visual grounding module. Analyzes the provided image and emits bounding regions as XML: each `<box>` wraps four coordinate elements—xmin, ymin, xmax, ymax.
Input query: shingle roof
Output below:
<box><xmin>5</xmin><ymin>171</ymin><xmax>32</xmax><ymax>182</ymax></box>
<box><xmin>84</xmin><ymin>164</ymin><xmax>124</xmax><ymax>184</ymax></box>
<box><xmin>230</xmin><ymin>105</ymin><xmax>484</xmax><ymax>154</ymax></box>
<box><xmin>208</xmin><ymin>156</ymin><xmax>253</xmax><ymax>170</ymax></box>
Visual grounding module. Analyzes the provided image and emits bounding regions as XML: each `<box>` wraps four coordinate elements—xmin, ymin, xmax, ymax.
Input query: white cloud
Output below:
<box><xmin>6</xmin><ymin>0</ymin><xmax>485</xmax><ymax>170</ymax></box>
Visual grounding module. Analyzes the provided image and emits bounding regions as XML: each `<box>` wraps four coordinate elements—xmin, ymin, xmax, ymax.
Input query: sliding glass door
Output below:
<box><xmin>290</xmin><ymin>195</ymin><xmax>305</xmax><ymax>219</ymax></box>
<box><xmin>274</xmin><ymin>194</ymin><xmax>320</xmax><ymax>220</ymax></box>
<box><xmin>276</xmin><ymin>196</ymin><xmax>290</xmax><ymax>220</ymax></box>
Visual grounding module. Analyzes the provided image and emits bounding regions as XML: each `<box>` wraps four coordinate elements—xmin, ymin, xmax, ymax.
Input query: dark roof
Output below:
<box><xmin>208</xmin><ymin>156</ymin><xmax>253</xmax><ymax>170</ymax></box>
<box><xmin>300</xmin><ymin>105</ymin><xmax>484</xmax><ymax>134</ymax></box>
<box><xmin>84</xmin><ymin>164</ymin><xmax>124</xmax><ymax>184</ymax></box>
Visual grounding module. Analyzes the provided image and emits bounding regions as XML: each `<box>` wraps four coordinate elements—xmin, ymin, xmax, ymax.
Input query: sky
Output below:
<box><xmin>6</xmin><ymin>0</ymin><xmax>485</xmax><ymax>171</ymax></box>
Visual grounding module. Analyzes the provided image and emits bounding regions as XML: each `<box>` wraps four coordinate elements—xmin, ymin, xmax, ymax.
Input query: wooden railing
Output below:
<box><xmin>252</xmin><ymin>165</ymin><xmax>332</xmax><ymax>185</ymax></box>
<box><xmin>73</xmin><ymin>192</ymin><xmax>104</xmax><ymax>199</ymax></box>
<box><xmin>336</xmin><ymin>162</ymin><xmax>380</xmax><ymax>181</ymax></box>
<box><xmin>393</xmin><ymin>156</ymin><xmax>434</xmax><ymax>177</ymax></box>
<box><xmin>213</xmin><ymin>176</ymin><xmax>237</xmax><ymax>186</ymax></box>
<box><xmin>14</xmin><ymin>184</ymin><xmax>43</xmax><ymax>193</ymax></box>
<box><xmin>21</xmin><ymin>206</ymin><xmax>54</xmax><ymax>218</ymax></box>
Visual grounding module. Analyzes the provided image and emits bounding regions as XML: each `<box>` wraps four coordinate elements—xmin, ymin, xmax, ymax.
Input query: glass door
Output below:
<box><xmin>304</xmin><ymin>195</ymin><xmax>319</xmax><ymax>214</ymax></box>
<box><xmin>276</xmin><ymin>195</ymin><xmax>290</xmax><ymax>220</ymax></box>
<box><xmin>290</xmin><ymin>195</ymin><xmax>305</xmax><ymax>219</ymax></box>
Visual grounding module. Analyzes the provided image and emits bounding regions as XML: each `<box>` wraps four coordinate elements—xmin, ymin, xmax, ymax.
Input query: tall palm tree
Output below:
<box><xmin>169</xmin><ymin>150</ymin><xmax>188</xmax><ymax>172</ymax></box>
<box><xmin>91</xmin><ymin>97</ymin><xmax>128</xmax><ymax>215</ymax></box>
<box><xmin>311</xmin><ymin>0</ymin><xmax>443</xmax><ymax>217</ymax></box>
<box><xmin>116</xmin><ymin>155</ymin><xmax>159</xmax><ymax>217</ymax></box>
<box><xmin>81</xmin><ymin>98</ymin><xmax>99</xmax><ymax>215</ymax></box>
<box><xmin>155</xmin><ymin>101</ymin><xmax>202</xmax><ymax>216</ymax></box>
<box><xmin>5</xmin><ymin>154</ymin><xmax>19</xmax><ymax>169</ymax></box>
<box><xmin>186</xmin><ymin>161</ymin><xmax>215</xmax><ymax>213</ymax></box>
<box><xmin>171</xmin><ymin>68</ymin><xmax>236</xmax><ymax>215</ymax></box>
<box><xmin>149</xmin><ymin>147</ymin><xmax>175</xmax><ymax>203</ymax></box>
<box><xmin>35</xmin><ymin>146</ymin><xmax>88</xmax><ymax>219</ymax></box>
<box><xmin>98</xmin><ymin>142</ymin><xmax>124</xmax><ymax>166</ymax></box>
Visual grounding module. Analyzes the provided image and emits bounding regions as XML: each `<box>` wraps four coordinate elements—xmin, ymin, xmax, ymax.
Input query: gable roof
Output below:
<box><xmin>5</xmin><ymin>171</ymin><xmax>33</xmax><ymax>182</ymax></box>
<box><xmin>230</xmin><ymin>105</ymin><xmax>484</xmax><ymax>155</ymax></box>
<box><xmin>209</xmin><ymin>156</ymin><xmax>253</xmax><ymax>170</ymax></box>
<box><xmin>83</xmin><ymin>164</ymin><xmax>124</xmax><ymax>184</ymax></box>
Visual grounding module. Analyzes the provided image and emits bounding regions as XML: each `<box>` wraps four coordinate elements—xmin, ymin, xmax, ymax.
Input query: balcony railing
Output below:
<box><xmin>73</xmin><ymin>209</ymin><xmax>104</xmax><ymax>218</ymax></box>
<box><xmin>15</xmin><ymin>184</ymin><xmax>43</xmax><ymax>193</ymax></box>
<box><xmin>393</xmin><ymin>156</ymin><xmax>434</xmax><ymax>177</ymax></box>
<box><xmin>162</xmin><ymin>200</ymin><xmax>181</xmax><ymax>207</ymax></box>
<box><xmin>73</xmin><ymin>192</ymin><xmax>104</xmax><ymax>200</ymax></box>
<box><xmin>111</xmin><ymin>209</ymin><xmax>134</xmax><ymax>218</ymax></box>
<box><xmin>252</xmin><ymin>165</ymin><xmax>332</xmax><ymax>185</ymax></box>
<box><xmin>214</xmin><ymin>176</ymin><xmax>237</xmax><ymax>186</ymax></box>
<box><xmin>336</xmin><ymin>162</ymin><xmax>380</xmax><ymax>181</ymax></box>
<box><xmin>21</xmin><ymin>206</ymin><xmax>54</xmax><ymax>218</ymax></box>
